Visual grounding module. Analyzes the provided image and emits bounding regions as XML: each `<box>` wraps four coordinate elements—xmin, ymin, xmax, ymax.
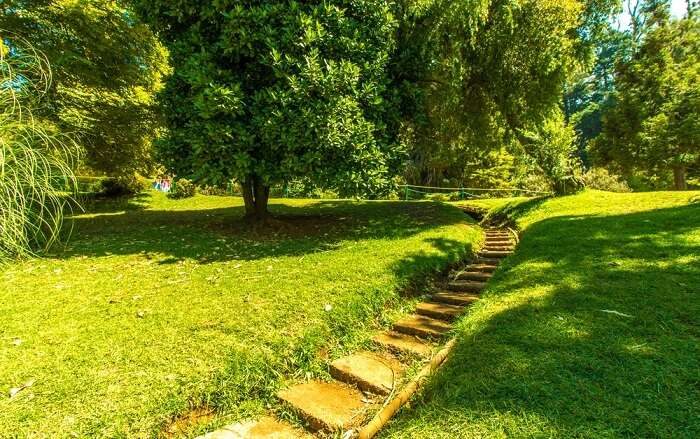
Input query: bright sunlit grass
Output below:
<box><xmin>383</xmin><ymin>190</ymin><xmax>700</xmax><ymax>438</ymax></box>
<box><xmin>0</xmin><ymin>192</ymin><xmax>479</xmax><ymax>437</ymax></box>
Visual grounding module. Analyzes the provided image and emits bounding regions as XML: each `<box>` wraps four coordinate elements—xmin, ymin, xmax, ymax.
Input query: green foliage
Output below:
<box><xmin>168</xmin><ymin>178</ymin><xmax>196</xmax><ymax>199</ymax></box>
<box><xmin>97</xmin><ymin>175</ymin><xmax>150</xmax><ymax>198</ymax></box>
<box><xmin>132</xmin><ymin>0</ymin><xmax>404</xmax><ymax>216</ymax></box>
<box><xmin>0</xmin><ymin>0</ymin><xmax>169</xmax><ymax>176</ymax></box>
<box><xmin>581</xmin><ymin>167</ymin><xmax>632</xmax><ymax>192</ymax></box>
<box><xmin>0</xmin><ymin>39</ymin><xmax>79</xmax><ymax>260</ymax></box>
<box><xmin>595</xmin><ymin>15</ymin><xmax>700</xmax><ymax>189</ymax></box>
<box><xmin>518</xmin><ymin>111</ymin><xmax>583</xmax><ymax>194</ymax></box>
<box><xmin>398</xmin><ymin>0</ymin><xmax>603</xmax><ymax>187</ymax></box>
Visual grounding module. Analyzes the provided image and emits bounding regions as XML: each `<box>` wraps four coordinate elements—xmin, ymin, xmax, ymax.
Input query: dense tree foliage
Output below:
<box><xmin>132</xmin><ymin>0</ymin><xmax>403</xmax><ymax>218</ymax></box>
<box><xmin>397</xmin><ymin>0</ymin><xmax>619</xmax><ymax>190</ymax></box>
<box><xmin>594</xmin><ymin>7</ymin><xmax>700</xmax><ymax>189</ymax></box>
<box><xmin>0</xmin><ymin>0</ymin><xmax>168</xmax><ymax>177</ymax></box>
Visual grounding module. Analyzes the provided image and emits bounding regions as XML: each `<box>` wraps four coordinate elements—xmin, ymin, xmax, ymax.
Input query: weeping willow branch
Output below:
<box><xmin>0</xmin><ymin>34</ymin><xmax>81</xmax><ymax>261</ymax></box>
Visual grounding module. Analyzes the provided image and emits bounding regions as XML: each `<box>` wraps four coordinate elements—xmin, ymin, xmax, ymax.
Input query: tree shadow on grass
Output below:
<box><xmin>53</xmin><ymin>199</ymin><xmax>471</xmax><ymax>265</ymax></box>
<box><xmin>389</xmin><ymin>203</ymin><xmax>700</xmax><ymax>438</ymax></box>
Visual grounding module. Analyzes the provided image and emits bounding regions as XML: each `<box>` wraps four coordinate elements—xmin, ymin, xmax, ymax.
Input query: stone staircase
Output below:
<box><xmin>198</xmin><ymin>228</ymin><xmax>515</xmax><ymax>438</ymax></box>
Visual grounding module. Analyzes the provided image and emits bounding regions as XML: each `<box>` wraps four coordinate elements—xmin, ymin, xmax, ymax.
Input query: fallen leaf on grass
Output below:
<box><xmin>9</xmin><ymin>379</ymin><xmax>35</xmax><ymax>398</ymax></box>
<box><xmin>600</xmin><ymin>309</ymin><xmax>633</xmax><ymax>318</ymax></box>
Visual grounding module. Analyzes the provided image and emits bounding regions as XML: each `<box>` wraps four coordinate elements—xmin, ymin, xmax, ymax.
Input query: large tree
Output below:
<box><xmin>0</xmin><ymin>0</ymin><xmax>168</xmax><ymax>176</ymax></box>
<box><xmin>394</xmin><ymin>0</ymin><xmax>618</xmax><ymax>188</ymax></box>
<box><xmin>132</xmin><ymin>0</ymin><xmax>403</xmax><ymax>219</ymax></box>
<box><xmin>594</xmin><ymin>9</ymin><xmax>700</xmax><ymax>189</ymax></box>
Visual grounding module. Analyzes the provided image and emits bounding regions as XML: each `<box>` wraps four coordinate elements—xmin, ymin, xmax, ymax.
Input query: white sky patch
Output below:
<box><xmin>617</xmin><ymin>0</ymin><xmax>689</xmax><ymax>29</ymax></box>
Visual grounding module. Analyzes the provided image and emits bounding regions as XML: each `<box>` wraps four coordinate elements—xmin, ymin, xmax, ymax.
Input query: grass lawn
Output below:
<box><xmin>383</xmin><ymin>190</ymin><xmax>700</xmax><ymax>438</ymax></box>
<box><xmin>0</xmin><ymin>192</ymin><xmax>479</xmax><ymax>437</ymax></box>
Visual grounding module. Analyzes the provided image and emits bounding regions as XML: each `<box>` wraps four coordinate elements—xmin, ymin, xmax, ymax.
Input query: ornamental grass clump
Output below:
<box><xmin>0</xmin><ymin>38</ymin><xmax>79</xmax><ymax>260</ymax></box>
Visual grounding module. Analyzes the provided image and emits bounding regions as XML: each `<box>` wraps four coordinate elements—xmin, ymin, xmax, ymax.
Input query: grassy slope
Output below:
<box><xmin>0</xmin><ymin>193</ymin><xmax>479</xmax><ymax>437</ymax></box>
<box><xmin>384</xmin><ymin>190</ymin><xmax>700</xmax><ymax>438</ymax></box>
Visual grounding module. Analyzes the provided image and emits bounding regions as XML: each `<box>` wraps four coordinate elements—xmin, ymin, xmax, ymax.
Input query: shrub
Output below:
<box><xmin>582</xmin><ymin>168</ymin><xmax>631</xmax><ymax>193</ymax></box>
<box><xmin>98</xmin><ymin>175</ymin><xmax>149</xmax><ymax>197</ymax></box>
<box><xmin>198</xmin><ymin>184</ymin><xmax>229</xmax><ymax>196</ymax></box>
<box><xmin>168</xmin><ymin>178</ymin><xmax>196</xmax><ymax>199</ymax></box>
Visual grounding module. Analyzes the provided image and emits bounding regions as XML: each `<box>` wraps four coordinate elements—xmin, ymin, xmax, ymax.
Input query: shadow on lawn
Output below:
<box><xmin>398</xmin><ymin>203</ymin><xmax>700</xmax><ymax>438</ymax></box>
<box><xmin>54</xmin><ymin>199</ymin><xmax>471</xmax><ymax>265</ymax></box>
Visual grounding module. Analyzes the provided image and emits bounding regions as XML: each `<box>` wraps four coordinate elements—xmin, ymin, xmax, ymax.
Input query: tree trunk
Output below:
<box><xmin>240</xmin><ymin>175</ymin><xmax>270</xmax><ymax>220</ymax></box>
<box><xmin>673</xmin><ymin>166</ymin><xmax>687</xmax><ymax>191</ymax></box>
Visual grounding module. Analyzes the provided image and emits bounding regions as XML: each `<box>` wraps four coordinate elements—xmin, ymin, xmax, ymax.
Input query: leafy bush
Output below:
<box><xmin>581</xmin><ymin>168</ymin><xmax>631</xmax><ymax>193</ymax></box>
<box><xmin>98</xmin><ymin>175</ymin><xmax>149</xmax><ymax>197</ymax></box>
<box><xmin>168</xmin><ymin>179</ymin><xmax>196</xmax><ymax>199</ymax></box>
<box><xmin>198</xmin><ymin>184</ymin><xmax>228</xmax><ymax>196</ymax></box>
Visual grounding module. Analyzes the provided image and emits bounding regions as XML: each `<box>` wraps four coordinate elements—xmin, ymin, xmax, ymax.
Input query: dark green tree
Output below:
<box><xmin>594</xmin><ymin>11</ymin><xmax>700</xmax><ymax>189</ymax></box>
<box><xmin>0</xmin><ymin>0</ymin><xmax>169</xmax><ymax>176</ymax></box>
<box><xmin>132</xmin><ymin>0</ymin><xmax>402</xmax><ymax>219</ymax></box>
<box><xmin>395</xmin><ymin>0</ymin><xmax>618</xmax><ymax>189</ymax></box>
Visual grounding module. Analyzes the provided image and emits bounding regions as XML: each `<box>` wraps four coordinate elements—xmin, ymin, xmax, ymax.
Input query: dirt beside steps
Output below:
<box><xmin>196</xmin><ymin>228</ymin><xmax>516</xmax><ymax>439</ymax></box>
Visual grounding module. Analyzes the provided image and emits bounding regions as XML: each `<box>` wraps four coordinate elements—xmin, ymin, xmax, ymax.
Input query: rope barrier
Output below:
<box><xmin>399</xmin><ymin>184</ymin><xmax>552</xmax><ymax>195</ymax></box>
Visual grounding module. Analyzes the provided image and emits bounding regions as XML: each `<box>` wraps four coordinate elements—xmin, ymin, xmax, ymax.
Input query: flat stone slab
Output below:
<box><xmin>415</xmin><ymin>301</ymin><xmax>464</xmax><ymax>321</ymax></box>
<box><xmin>485</xmin><ymin>239</ymin><xmax>513</xmax><ymax>245</ymax></box>
<box><xmin>277</xmin><ymin>381</ymin><xmax>367</xmax><ymax>432</ymax></box>
<box><xmin>479</xmin><ymin>250</ymin><xmax>512</xmax><ymax>258</ymax></box>
<box><xmin>484</xmin><ymin>245</ymin><xmax>515</xmax><ymax>251</ymax></box>
<box><xmin>433</xmin><ymin>291</ymin><xmax>480</xmax><ymax>306</ymax></box>
<box><xmin>447</xmin><ymin>280</ymin><xmax>486</xmax><ymax>293</ymax></box>
<box><xmin>197</xmin><ymin>417</ymin><xmax>311</xmax><ymax>438</ymax></box>
<box><xmin>457</xmin><ymin>271</ymin><xmax>492</xmax><ymax>281</ymax></box>
<box><xmin>393</xmin><ymin>314</ymin><xmax>452</xmax><ymax>338</ymax></box>
<box><xmin>330</xmin><ymin>352</ymin><xmax>404</xmax><ymax>395</ymax></box>
<box><xmin>475</xmin><ymin>257</ymin><xmax>502</xmax><ymax>265</ymax></box>
<box><xmin>464</xmin><ymin>263</ymin><xmax>498</xmax><ymax>273</ymax></box>
<box><xmin>373</xmin><ymin>331</ymin><xmax>433</xmax><ymax>357</ymax></box>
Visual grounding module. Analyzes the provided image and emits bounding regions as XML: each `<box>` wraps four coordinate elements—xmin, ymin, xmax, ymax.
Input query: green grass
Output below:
<box><xmin>0</xmin><ymin>192</ymin><xmax>479</xmax><ymax>437</ymax></box>
<box><xmin>383</xmin><ymin>190</ymin><xmax>700</xmax><ymax>438</ymax></box>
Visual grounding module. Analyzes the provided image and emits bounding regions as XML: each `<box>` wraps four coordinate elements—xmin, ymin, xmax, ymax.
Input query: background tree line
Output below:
<box><xmin>1</xmin><ymin>0</ymin><xmax>698</xmax><ymax>256</ymax></box>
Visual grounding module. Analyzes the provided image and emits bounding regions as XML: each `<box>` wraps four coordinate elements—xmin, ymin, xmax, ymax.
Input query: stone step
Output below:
<box><xmin>393</xmin><ymin>314</ymin><xmax>452</xmax><ymax>338</ymax></box>
<box><xmin>329</xmin><ymin>352</ymin><xmax>404</xmax><ymax>396</ymax></box>
<box><xmin>277</xmin><ymin>381</ymin><xmax>367</xmax><ymax>432</ymax></box>
<box><xmin>415</xmin><ymin>301</ymin><xmax>465</xmax><ymax>321</ymax></box>
<box><xmin>475</xmin><ymin>257</ymin><xmax>502</xmax><ymax>265</ymax></box>
<box><xmin>433</xmin><ymin>291</ymin><xmax>480</xmax><ymax>306</ymax></box>
<box><xmin>484</xmin><ymin>245</ymin><xmax>514</xmax><ymax>252</ymax></box>
<box><xmin>464</xmin><ymin>263</ymin><xmax>498</xmax><ymax>273</ymax></box>
<box><xmin>447</xmin><ymin>280</ymin><xmax>487</xmax><ymax>293</ymax></box>
<box><xmin>456</xmin><ymin>271</ymin><xmax>492</xmax><ymax>281</ymax></box>
<box><xmin>479</xmin><ymin>250</ymin><xmax>512</xmax><ymax>258</ymax></box>
<box><xmin>372</xmin><ymin>331</ymin><xmax>433</xmax><ymax>357</ymax></box>
<box><xmin>196</xmin><ymin>416</ymin><xmax>312</xmax><ymax>439</ymax></box>
<box><xmin>486</xmin><ymin>239</ymin><xmax>513</xmax><ymax>245</ymax></box>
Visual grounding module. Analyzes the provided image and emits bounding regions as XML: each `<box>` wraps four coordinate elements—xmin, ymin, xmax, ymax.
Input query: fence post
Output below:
<box><xmin>404</xmin><ymin>186</ymin><xmax>409</xmax><ymax>200</ymax></box>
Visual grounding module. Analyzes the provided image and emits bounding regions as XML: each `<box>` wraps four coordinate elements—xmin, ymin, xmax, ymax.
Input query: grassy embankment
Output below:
<box><xmin>0</xmin><ymin>192</ymin><xmax>479</xmax><ymax>437</ymax></box>
<box><xmin>384</xmin><ymin>190</ymin><xmax>700</xmax><ymax>438</ymax></box>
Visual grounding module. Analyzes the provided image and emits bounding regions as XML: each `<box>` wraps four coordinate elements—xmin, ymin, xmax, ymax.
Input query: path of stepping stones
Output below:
<box><xmin>198</xmin><ymin>228</ymin><xmax>516</xmax><ymax>438</ymax></box>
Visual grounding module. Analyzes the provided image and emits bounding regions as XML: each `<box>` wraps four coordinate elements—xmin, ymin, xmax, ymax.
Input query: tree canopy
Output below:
<box><xmin>132</xmin><ymin>0</ymin><xmax>403</xmax><ymax>218</ymax></box>
<box><xmin>0</xmin><ymin>0</ymin><xmax>168</xmax><ymax>176</ymax></box>
<box><xmin>594</xmin><ymin>7</ymin><xmax>700</xmax><ymax>189</ymax></box>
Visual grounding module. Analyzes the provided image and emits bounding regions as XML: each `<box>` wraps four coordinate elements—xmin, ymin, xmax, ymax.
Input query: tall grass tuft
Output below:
<box><xmin>0</xmin><ymin>36</ymin><xmax>80</xmax><ymax>261</ymax></box>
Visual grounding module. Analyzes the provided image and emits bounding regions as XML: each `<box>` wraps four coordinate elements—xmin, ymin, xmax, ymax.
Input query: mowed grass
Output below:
<box><xmin>0</xmin><ymin>192</ymin><xmax>479</xmax><ymax>437</ymax></box>
<box><xmin>383</xmin><ymin>190</ymin><xmax>700</xmax><ymax>438</ymax></box>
